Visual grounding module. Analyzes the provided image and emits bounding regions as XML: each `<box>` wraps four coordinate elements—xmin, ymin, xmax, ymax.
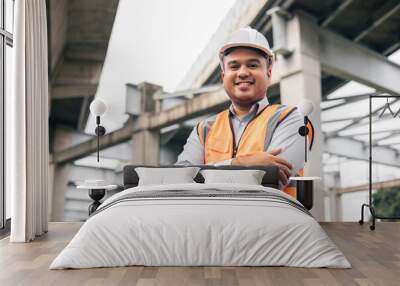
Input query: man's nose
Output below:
<box><xmin>238</xmin><ymin>66</ymin><xmax>250</xmax><ymax>78</ymax></box>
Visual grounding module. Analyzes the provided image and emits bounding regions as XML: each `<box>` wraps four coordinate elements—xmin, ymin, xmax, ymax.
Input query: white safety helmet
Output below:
<box><xmin>219</xmin><ymin>27</ymin><xmax>274</xmax><ymax>70</ymax></box>
<box><xmin>219</xmin><ymin>27</ymin><xmax>273</xmax><ymax>62</ymax></box>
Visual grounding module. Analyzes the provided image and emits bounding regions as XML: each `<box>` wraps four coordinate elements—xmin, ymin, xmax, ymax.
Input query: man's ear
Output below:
<box><xmin>266</xmin><ymin>66</ymin><xmax>272</xmax><ymax>79</ymax></box>
<box><xmin>220</xmin><ymin>71</ymin><xmax>225</xmax><ymax>81</ymax></box>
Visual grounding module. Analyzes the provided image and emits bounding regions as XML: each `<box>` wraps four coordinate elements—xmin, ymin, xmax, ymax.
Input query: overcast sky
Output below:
<box><xmin>85</xmin><ymin>0</ymin><xmax>236</xmax><ymax>133</ymax></box>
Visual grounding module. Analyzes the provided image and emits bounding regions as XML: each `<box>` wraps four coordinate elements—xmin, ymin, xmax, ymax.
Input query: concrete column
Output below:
<box><xmin>50</xmin><ymin>127</ymin><xmax>93</xmax><ymax>221</ymax></box>
<box><xmin>48</xmin><ymin>158</ymin><xmax>55</xmax><ymax>220</ymax></box>
<box><xmin>50</xmin><ymin>163</ymin><xmax>71</xmax><ymax>221</ymax></box>
<box><xmin>131</xmin><ymin>82</ymin><xmax>162</xmax><ymax>165</ymax></box>
<box><xmin>324</xmin><ymin>171</ymin><xmax>341</xmax><ymax>221</ymax></box>
<box><xmin>331</xmin><ymin>172</ymin><xmax>341</xmax><ymax>221</ymax></box>
<box><xmin>276</xmin><ymin>12</ymin><xmax>325</xmax><ymax>220</ymax></box>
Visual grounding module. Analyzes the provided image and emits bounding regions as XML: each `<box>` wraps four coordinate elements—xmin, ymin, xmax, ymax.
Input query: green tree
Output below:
<box><xmin>373</xmin><ymin>186</ymin><xmax>400</xmax><ymax>218</ymax></box>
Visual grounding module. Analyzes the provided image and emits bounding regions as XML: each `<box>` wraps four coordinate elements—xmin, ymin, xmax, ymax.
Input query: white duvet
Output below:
<box><xmin>50</xmin><ymin>183</ymin><xmax>351</xmax><ymax>269</ymax></box>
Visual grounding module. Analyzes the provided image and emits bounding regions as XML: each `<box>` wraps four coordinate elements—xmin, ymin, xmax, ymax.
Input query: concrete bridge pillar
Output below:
<box><xmin>130</xmin><ymin>82</ymin><xmax>162</xmax><ymax>165</ymax></box>
<box><xmin>275</xmin><ymin>12</ymin><xmax>325</xmax><ymax>220</ymax></box>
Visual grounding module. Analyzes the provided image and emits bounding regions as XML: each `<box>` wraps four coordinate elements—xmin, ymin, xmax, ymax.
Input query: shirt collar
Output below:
<box><xmin>229</xmin><ymin>96</ymin><xmax>270</xmax><ymax>117</ymax></box>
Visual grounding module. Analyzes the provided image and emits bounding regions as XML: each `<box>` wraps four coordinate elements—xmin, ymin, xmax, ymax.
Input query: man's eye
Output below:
<box><xmin>248</xmin><ymin>63</ymin><xmax>259</xmax><ymax>68</ymax></box>
<box><xmin>229</xmin><ymin>65</ymin><xmax>239</xmax><ymax>70</ymax></box>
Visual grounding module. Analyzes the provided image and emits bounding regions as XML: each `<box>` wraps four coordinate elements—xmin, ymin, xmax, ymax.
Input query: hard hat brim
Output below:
<box><xmin>219</xmin><ymin>43</ymin><xmax>274</xmax><ymax>60</ymax></box>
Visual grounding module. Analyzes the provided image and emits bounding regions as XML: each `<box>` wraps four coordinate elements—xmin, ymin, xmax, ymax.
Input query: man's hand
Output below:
<box><xmin>231</xmin><ymin>148</ymin><xmax>293</xmax><ymax>186</ymax></box>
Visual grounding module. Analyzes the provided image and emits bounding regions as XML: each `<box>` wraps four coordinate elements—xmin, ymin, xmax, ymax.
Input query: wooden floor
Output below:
<box><xmin>0</xmin><ymin>222</ymin><xmax>399</xmax><ymax>286</ymax></box>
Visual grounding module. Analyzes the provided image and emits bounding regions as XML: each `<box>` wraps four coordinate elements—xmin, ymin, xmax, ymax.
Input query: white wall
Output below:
<box><xmin>340</xmin><ymin>191</ymin><xmax>371</xmax><ymax>222</ymax></box>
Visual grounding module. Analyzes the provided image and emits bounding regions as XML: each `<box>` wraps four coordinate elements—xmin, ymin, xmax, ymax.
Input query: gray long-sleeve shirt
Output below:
<box><xmin>176</xmin><ymin>96</ymin><xmax>306</xmax><ymax>175</ymax></box>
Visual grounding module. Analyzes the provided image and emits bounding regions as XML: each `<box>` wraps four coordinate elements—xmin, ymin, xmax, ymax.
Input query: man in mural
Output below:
<box><xmin>176</xmin><ymin>27</ymin><xmax>310</xmax><ymax>193</ymax></box>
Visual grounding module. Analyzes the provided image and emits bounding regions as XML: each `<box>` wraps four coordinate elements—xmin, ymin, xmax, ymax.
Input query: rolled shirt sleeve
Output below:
<box><xmin>267</xmin><ymin>109</ymin><xmax>306</xmax><ymax>175</ymax></box>
<box><xmin>175</xmin><ymin>127</ymin><xmax>204</xmax><ymax>165</ymax></box>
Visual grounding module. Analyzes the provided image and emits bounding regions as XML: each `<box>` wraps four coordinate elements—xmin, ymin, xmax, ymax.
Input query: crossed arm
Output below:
<box><xmin>176</xmin><ymin>109</ymin><xmax>306</xmax><ymax>186</ymax></box>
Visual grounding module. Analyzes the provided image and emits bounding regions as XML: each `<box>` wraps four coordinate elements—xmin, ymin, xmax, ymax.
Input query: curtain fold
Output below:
<box><xmin>9</xmin><ymin>0</ymin><xmax>49</xmax><ymax>242</ymax></box>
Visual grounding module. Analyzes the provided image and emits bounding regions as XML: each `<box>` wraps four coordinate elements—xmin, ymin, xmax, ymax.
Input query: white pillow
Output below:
<box><xmin>200</xmin><ymin>169</ymin><xmax>266</xmax><ymax>185</ymax></box>
<box><xmin>135</xmin><ymin>167</ymin><xmax>200</xmax><ymax>186</ymax></box>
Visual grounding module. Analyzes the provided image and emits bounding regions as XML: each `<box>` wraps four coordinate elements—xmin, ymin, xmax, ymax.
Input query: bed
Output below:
<box><xmin>50</xmin><ymin>165</ymin><xmax>350</xmax><ymax>269</ymax></box>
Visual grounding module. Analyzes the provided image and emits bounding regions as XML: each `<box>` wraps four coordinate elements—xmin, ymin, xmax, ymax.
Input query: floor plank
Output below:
<box><xmin>0</xmin><ymin>222</ymin><xmax>399</xmax><ymax>286</ymax></box>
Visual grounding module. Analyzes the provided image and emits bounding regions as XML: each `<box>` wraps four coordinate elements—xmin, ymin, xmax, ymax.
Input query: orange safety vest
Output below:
<box><xmin>197</xmin><ymin>104</ymin><xmax>314</xmax><ymax>198</ymax></box>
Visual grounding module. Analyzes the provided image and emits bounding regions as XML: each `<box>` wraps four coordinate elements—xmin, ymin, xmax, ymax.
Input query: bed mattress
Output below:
<box><xmin>50</xmin><ymin>183</ymin><xmax>350</xmax><ymax>269</ymax></box>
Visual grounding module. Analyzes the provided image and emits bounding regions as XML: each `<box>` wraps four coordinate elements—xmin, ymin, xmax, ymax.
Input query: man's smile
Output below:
<box><xmin>235</xmin><ymin>80</ymin><xmax>254</xmax><ymax>87</ymax></box>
